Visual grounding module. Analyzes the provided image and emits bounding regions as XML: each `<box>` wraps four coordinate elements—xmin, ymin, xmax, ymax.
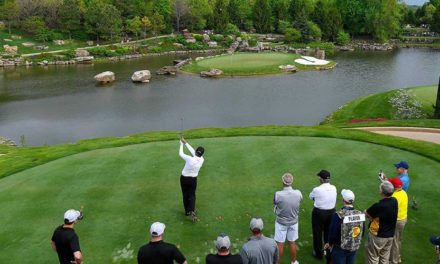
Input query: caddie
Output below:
<box><xmin>328</xmin><ymin>189</ymin><xmax>365</xmax><ymax>264</ymax></box>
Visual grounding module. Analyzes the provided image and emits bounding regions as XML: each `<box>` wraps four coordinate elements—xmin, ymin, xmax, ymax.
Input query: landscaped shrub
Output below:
<box><xmin>88</xmin><ymin>47</ymin><xmax>116</xmax><ymax>57</ymax></box>
<box><xmin>224</xmin><ymin>23</ymin><xmax>240</xmax><ymax>36</ymax></box>
<box><xmin>60</xmin><ymin>49</ymin><xmax>76</xmax><ymax>59</ymax></box>
<box><xmin>277</xmin><ymin>20</ymin><xmax>291</xmax><ymax>34</ymax></box>
<box><xmin>336</xmin><ymin>31</ymin><xmax>351</xmax><ymax>45</ymax></box>
<box><xmin>389</xmin><ymin>89</ymin><xmax>427</xmax><ymax>119</ymax></box>
<box><xmin>284</xmin><ymin>28</ymin><xmax>301</xmax><ymax>43</ymax></box>
<box><xmin>148</xmin><ymin>46</ymin><xmax>163</xmax><ymax>53</ymax></box>
<box><xmin>307</xmin><ymin>21</ymin><xmax>322</xmax><ymax>41</ymax></box>
<box><xmin>193</xmin><ymin>34</ymin><xmax>203</xmax><ymax>42</ymax></box>
<box><xmin>175</xmin><ymin>34</ymin><xmax>187</xmax><ymax>45</ymax></box>
<box><xmin>248</xmin><ymin>38</ymin><xmax>257</xmax><ymax>46</ymax></box>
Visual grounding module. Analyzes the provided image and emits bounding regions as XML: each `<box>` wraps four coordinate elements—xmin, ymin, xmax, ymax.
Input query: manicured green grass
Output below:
<box><xmin>181</xmin><ymin>52</ymin><xmax>336</xmax><ymax>76</ymax></box>
<box><xmin>336</xmin><ymin>119</ymin><xmax>440</xmax><ymax>129</ymax></box>
<box><xmin>0</xmin><ymin>135</ymin><xmax>438</xmax><ymax>263</ymax></box>
<box><xmin>323</xmin><ymin>85</ymin><xmax>437</xmax><ymax>125</ymax></box>
<box><xmin>0</xmin><ymin>30</ymin><xmax>85</xmax><ymax>55</ymax></box>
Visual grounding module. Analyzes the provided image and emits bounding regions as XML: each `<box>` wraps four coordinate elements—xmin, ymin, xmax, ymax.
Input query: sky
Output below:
<box><xmin>404</xmin><ymin>0</ymin><xmax>429</xmax><ymax>5</ymax></box>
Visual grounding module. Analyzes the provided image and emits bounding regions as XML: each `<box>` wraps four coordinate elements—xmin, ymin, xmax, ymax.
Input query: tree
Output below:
<box><xmin>35</xmin><ymin>26</ymin><xmax>54</xmax><ymax>43</ymax></box>
<box><xmin>85</xmin><ymin>0</ymin><xmax>122</xmax><ymax>42</ymax></box>
<box><xmin>253</xmin><ymin>0</ymin><xmax>271</xmax><ymax>33</ymax></box>
<box><xmin>173</xmin><ymin>0</ymin><xmax>189</xmax><ymax>32</ymax></box>
<box><xmin>150</xmin><ymin>11</ymin><xmax>165</xmax><ymax>36</ymax></box>
<box><xmin>0</xmin><ymin>0</ymin><xmax>19</xmax><ymax>34</ymax></box>
<box><xmin>228</xmin><ymin>0</ymin><xmax>251</xmax><ymax>29</ymax></box>
<box><xmin>141</xmin><ymin>16</ymin><xmax>152</xmax><ymax>37</ymax></box>
<box><xmin>59</xmin><ymin>0</ymin><xmax>82</xmax><ymax>39</ymax></box>
<box><xmin>336</xmin><ymin>30</ymin><xmax>350</xmax><ymax>45</ymax></box>
<box><xmin>284</xmin><ymin>27</ymin><xmax>301</xmax><ymax>43</ymax></box>
<box><xmin>153</xmin><ymin>0</ymin><xmax>172</xmax><ymax>32</ymax></box>
<box><xmin>308</xmin><ymin>21</ymin><xmax>322</xmax><ymax>40</ymax></box>
<box><xmin>21</xmin><ymin>16</ymin><xmax>46</xmax><ymax>35</ymax></box>
<box><xmin>187</xmin><ymin>0</ymin><xmax>213</xmax><ymax>30</ymax></box>
<box><xmin>336</xmin><ymin>0</ymin><xmax>366</xmax><ymax>35</ymax></box>
<box><xmin>126</xmin><ymin>16</ymin><xmax>142</xmax><ymax>39</ymax></box>
<box><xmin>365</xmin><ymin>0</ymin><xmax>401</xmax><ymax>42</ymax></box>
<box><xmin>212</xmin><ymin>0</ymin><xmax>229</xmax><ymax>34</ymax></box>
<box><xmin>431</xmin><ymin>7</ymin><xmax>440</xmax><ymax>33</ymax></box>
<box><xmin>311</xmin><ymin>0</ymin><xmax>342</xmax><ymax>41</ymax></box>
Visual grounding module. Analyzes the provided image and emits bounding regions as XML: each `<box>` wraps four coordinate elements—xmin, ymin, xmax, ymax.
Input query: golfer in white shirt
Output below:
<box><xmin>179</xmin><ymin>137</ymin><xmax>205</xmax><ymax>220</ymax></box>
<box><xmin>309</xmin><ymin>169</ymin><xmax>337</xmax><ymax>260</ymax></box>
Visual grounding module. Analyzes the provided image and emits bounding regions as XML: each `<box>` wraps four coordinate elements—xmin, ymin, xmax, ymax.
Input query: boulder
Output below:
<box><xmin>87</xmin><ymin>41</ymin><xmax>94</xmax><ymax>46</ymax></box>
<box><xmin>186</xmin><ymin>38</ymin><xmax>196</xmax><ymax>44</ymax></box>
<box><xmin>316</xmin><ymin>50</ymin><xmax>325</xmax><ymax>60</ymax></box>
<box><xmin>173</xmin><ymin>42</ymin><xmax>184</xmax><ymax>48</ymax></box>
<box><xmin>22</xmin><ymin>42</ymin><xmax>35</xmax><ymax>47</ymax></box>
<box><xmin>38</xmin><ymin>60</ymin><xmax>49</xmax><ymax>66</ymax></box>
<box><xmin>203</xmin><ymin>34</ymin><xmax>210</xmax><ymax>42</ymax></box>
<box><xmin>75</xmin><ymin>49</ymin><xmax>90</xmax><ymax>57</ymax></box>
<box><xmin>207</xmin><ymin>41</ymin><xmax>218</xmax><ymax>48</ymax></box>
<box><xmin>3</xmin><ymin>45</ymin><xmax>18</xmax><ymax>54</ymax></box>
<box><xmin>279</xmin><ymin>65</ymin><xmax>297</xmax><ymax>73</ymax></box>
<box><xmin>200</xmin><ymin>68</ymin><xmax>223</xmax><ymax>77</ymax></box>
<box><xmin>53</xmin><ymin>40</ymin><xmax>65</xmax><ymax>45</ymax></box>
<box><xmin>94</xmin><ymin>71</ymin><xmax>115</xmax><ymax>83</ymax></box>
<box><xmin>236</xmin><ymin>37</ymin><xmax>242</xmax><ymax>42</ymax></box>
<box><xmin>0</xmin><ymin>136</ymin><xmax>16</xmax><ymax>146</ymax></box>
<box><xmin>4</xmin><ymin>39</ymin><xmax>12</xmax><ymax>42</ymax></box>
<box><xmin>74</xmin><ymin>56</ymin><xmax>94</xmax><ymax>64</ymax></box>
<box><xmin>35</xmin><ymin>45</ymin><xmax>48</xmax><ymax>50</ymax></box>
<box><xmin>11</xmin><ymin>35</ymin><xmax>21</xmax><ymax>39</ymax></box>
<box><xmin>131</xmin><ymin>70</ymin><xmax>151</xmax><ymax>83</ymax></box>
<box><xmin>156</xmin><ymin>66</ymin><xmax>177</xmax><ymax>75</ymax></box>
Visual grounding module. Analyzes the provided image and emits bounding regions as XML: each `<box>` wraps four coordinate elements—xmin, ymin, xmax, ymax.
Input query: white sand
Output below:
<box><xmin>294</xmin><ymin>56</ymin><xmax>330</xmax><ymax>66</ymax></box>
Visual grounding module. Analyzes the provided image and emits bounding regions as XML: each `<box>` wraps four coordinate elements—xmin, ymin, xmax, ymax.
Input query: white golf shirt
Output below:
<box><xmin>179</xmin><ymin>142</ymin><xmax>204</xmax><ymax>177</ymax></box>
<box><xmin>309</xmin><ymin>183</ymin><xmax>337</xmax><ymax>210</ymax></box>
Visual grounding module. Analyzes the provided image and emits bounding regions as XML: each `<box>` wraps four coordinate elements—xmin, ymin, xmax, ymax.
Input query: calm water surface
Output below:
<box><xmin>0</xmin><ymin>49</ymin><xmax>439</xmax><ymax>145</ymax></box>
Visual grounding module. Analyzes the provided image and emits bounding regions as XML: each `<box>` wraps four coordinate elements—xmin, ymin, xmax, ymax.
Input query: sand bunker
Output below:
<box><xmin>295</xmin><ymin>56</ymin><xmax>330</xmax><ymax>66</ymax></box>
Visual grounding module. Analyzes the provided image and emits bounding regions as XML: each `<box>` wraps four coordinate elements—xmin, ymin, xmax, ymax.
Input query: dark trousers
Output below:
<box><xmin>312</xmin><ymin>207</ymin><xmax>336</xmax><ymax>259</ymax></box>
<box><xmin>331</xmin><ymin>246</ymin><xmax>356</xmax><ymax>264</ymax></box>
<box><xmin>180</xmin><ymin>175</ymin><xmax>197</xmax><ymax>213</ymax></box>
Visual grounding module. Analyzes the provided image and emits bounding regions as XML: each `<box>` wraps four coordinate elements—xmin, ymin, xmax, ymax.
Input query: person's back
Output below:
<box><xmin>274</xmin><ymin>187</ymin><xmax>302</xmax><ymax>226</ymax></box>
<box><xmin>368</xmin><ymin>197</ymin><xmax>398</xmax><ymax>237</ymax></box>
<box><xmin>241</xmin><ymin>235</ymin><xmax>278</xmax><ymax>264</ymax></box>
<box><xmin>137</xmin><ymin>241</ymin><xmax>185</xmax><ymax>264</ymax></box>
<box><xmin>52</xmin><ymin>226</ymin><xmax>80</xmax><ymax>264</ymax></box>
<box><xmin>206</xmin><ymin>253</ymin><xmax>243</xmax><ymax>264</ymax></box>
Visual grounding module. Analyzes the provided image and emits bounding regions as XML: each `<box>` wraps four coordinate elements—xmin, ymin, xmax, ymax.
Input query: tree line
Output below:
<box><xmin>0</xmin><ymin>0</ymin><xmax>439</xmax><ymax>44</ymax></box>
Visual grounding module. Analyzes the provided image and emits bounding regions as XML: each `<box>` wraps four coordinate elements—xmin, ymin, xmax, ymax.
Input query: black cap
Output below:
<box><xmin>195</xmin><ymin>147</ymin><xmax>204</xmax><ymax>157</ymax></box>
<box><xmin>430</xmin><ymin>236</ymin><xmax>440</xmax><ymax>246</ymax></box>
<box><xmin>317</xmin><ymin>170</ymin><xmax>330</xmax><ymax>179</ymax></box>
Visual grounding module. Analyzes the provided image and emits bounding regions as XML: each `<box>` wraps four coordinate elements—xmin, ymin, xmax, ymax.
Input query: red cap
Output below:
<box><xmin>388</xmin><ymin>177</ymin><xmax>403</xmax><ymax>188</ymax></box>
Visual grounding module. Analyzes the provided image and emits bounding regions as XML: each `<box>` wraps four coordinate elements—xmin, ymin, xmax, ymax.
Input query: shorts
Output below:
<box><xmin>274</xmin><ymin>222</ymin><xmax>298</xmax><ymax>242</ymax></box>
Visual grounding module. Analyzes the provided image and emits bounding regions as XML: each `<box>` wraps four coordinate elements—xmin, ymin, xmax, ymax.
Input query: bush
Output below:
<box><xmin>88</xmin><ymin>47</ymin><xmax>116</xmax><ymax>57</ymax></box>
<box><xmin>240</xmin><ymin>32</ymin><xmax>250</xmax><ymax>41</ymax></box>
<box><xmin>186</xmin><ymin>43</ymin><xmax>208</xmax><ymax>50</ymax></box>
<box><xmin>148</xmin><ymin>46</ymin><xmax>163</xmax><ymax>53</ymax></box>
<box><xmin>277</xmin><ymin>20</ymin><xmax>291</xmax><ymax>34</ymax></box>
<box><xmin>307</xmin><ymin>21</ymin><xmax>322</xmax><ymax>41</ymax></box>
<box><xmin>60</xmin><ymin>49</ymin><xmax>76</xmax><ymax>59</ymax></box>
<box><xmin>192</xmin><ymin>34</ymin><xmax>203</xmax><ymax>42</ymax></box>
<box><xmin>211</xmin><ymin>34</ymin><xmax>224</xmax><ymax>42</ymax></box>
<box><xmin>336</xmin><ymin>31</ymin><xmax>351</xmax><ymax>46</ymax></box>
<box><xmin>175</xmin><ymin>34</ymin><xmax>186</xmax><ymax>45</ymax></box>
<box><xmin>284</xmin><ymin>28</ymin><xmax>301</xmax><ymax>43</ymax></box>
<box><xmin>224</xmin><ymin>23</ymin><xmax>240</xmax><ymax>36</ymax></box>
<box><xmin>248</xmin><ymin>38</ymin><xmax>257</xmax><ymax>46</ymax></box>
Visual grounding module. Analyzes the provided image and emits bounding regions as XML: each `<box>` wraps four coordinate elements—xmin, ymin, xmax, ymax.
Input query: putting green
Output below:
<box><xmin>181</xmin><ymin>52</ymin><xmax>333</xmax><ymax>75</ymax></box>
<box><xmin>0</xmin><ymin>136</ymin><xmax>438</xmax><ymax>263</ymax></box>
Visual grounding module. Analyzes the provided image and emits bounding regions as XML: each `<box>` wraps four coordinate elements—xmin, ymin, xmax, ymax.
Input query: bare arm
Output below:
<box><xmin>51</xmin><ymin>241</ymin><xmax>57</xmax><ymax>252</ymax></box>
<box><xmin>73</xmin><ymin>251</ymin><xmax>82</xmax><ymax>264</ymax></box>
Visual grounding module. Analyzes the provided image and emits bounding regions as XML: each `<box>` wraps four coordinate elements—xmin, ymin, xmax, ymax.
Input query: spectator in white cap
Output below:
<box><xmin>206</xmin><ymin>233</ymin><xmax>243</xmax><ymax>264</ymax></box>
<box><xmin>51</xmin><ymin>209</ymin><xmax>83</xmax><ymax>264</ymax></box>
<box><xmin>240</xmin><ymin>217</ymin><xmax>279</xmax><ymax>264</ymax></box>
<box><xmin>328</xmin><ymin>189</ymin><xmax>365</xmax><ymax>264</ymax></box>
<box><xmin>137</xmin><ymin>222</ymin><xmax>187</xmax><ymax>264</ymax></box>
<box><xmin>273</xmin><ymin>173</ymin><xmax>302</xmax><ymax>264</ymax></box>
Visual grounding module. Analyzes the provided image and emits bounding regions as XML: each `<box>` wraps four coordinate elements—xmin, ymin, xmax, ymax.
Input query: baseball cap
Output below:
<box><xmin>388</xmin><ymin>177</ymin><xmax>403</xmax><ymax>188</ymax></box>
<box><xmin>317</xmin><ymin>170</ymin><xmax>330</xmax><ymax>179</ymax></box>
<box><xmin>250</xmin><ymin>217</ymin><xmax>264</xmax><ymax>231</ymax></box>
<box><xmin>341</xmin><ymin>189</ymin><xmax>355</xmax><ymax>203</ymax></box>
<box><xmin>150</xmin><ymin>222</ymin><xmax>166</xmax><ymax>237</ymax></box>
<box><xmin>282</xmin><ymin>173</ymin><xmax>293</xmax><ymax>186</ymax></box>
<box><xmin>215</xmin><ymin>233</ymin><xmax>231</xmax><ymax>250</ymax></box>
<box><xmin>64</xmin><ymin>209</ymin><xmax>81</xmax><ymax>223</ymax></box>
<box><xmin>394</xmin><ymin>161</ymin><xmax>409</xmax><ymax>170</ymax></box>
<box><xmin>430</xmin><ymin>236</ymin><xmax>440</xmax><ymax>246</ymax></box>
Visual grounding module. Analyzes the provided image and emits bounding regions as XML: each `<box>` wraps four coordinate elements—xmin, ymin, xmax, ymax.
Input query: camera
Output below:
<box><xmin>378</xmin><ymin>169</ymin><xmax>386</xmax><ymax>181</ymax></box>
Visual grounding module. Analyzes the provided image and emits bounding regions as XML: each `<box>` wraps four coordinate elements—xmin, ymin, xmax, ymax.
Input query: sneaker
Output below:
<box><xmin>190</xmin><ymin>211</ymin><xmax>198</xmax><ymax>222</ymax></box>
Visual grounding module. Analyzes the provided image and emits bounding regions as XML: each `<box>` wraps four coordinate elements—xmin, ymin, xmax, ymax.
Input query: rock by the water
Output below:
<box><xmin>35</xmin><ymin>45</ymin><xmax>48</xmax><ymax>50</ymax></box>
<box><xmin>279</xmin><ymin>65</ymin><xmax>297</xmax><ymax>72</ymax></box>
<box><xmin>75</xmin><ymin>56</ymin><xmax>94</xmax><ymax>63</ymax></box>
<box><xmin>200</xmin><ymin>68</ymin><xmax>223</xmax><ymax>77</ymax></box>
<box><xmin>76</xmin><ymin>49</ymin><xmax>90</xmax><ymax>57</ymax></box>
<box><xmin>3</xmin><ymin>38</ymin><xmax>12</xmax><ymax>42</ymax></box>
<box><xmin>0</xmin><ymin>136</ymin><xmax>16</xmax><ymax>146</ymax></box>
<box><xmin>3</xmin><ymin>45</ymin><xmax>18</xmax><ymax>54</ymax></box>
<box><xmin>94</xmin><ymin>71</ymin><xmax>115</xmax><ymax>83</ymax></box>
<box><xmin>173</xmin><ymin>43</ymin><xmax>184</xmax><ymax>48</ymax></box>
<box><xmin>156</xmin><ymin>66</ymin><xmax>177</xmax><ymax>75</ymax></box>
<box><xmin>316</xmin><ymin>50</ymin><xmax>325</xmax><ymax>60</ymax></box>
<box><xmin>131</xmin><ymin>70</ymin><xmax>151</xmax><ymax>83</ymax></box>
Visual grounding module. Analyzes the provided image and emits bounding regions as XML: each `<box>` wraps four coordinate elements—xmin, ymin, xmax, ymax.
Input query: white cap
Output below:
<box><xmin>150</xmin><ymin>222</ymin><xmax>166</xmax><ymax>237</ymax></box>
<box><xmin>64</xmin><ymin>209</ymin><xmax>81</xmax><ymax>223</ymax></box>
<box><xmin>250</xmin><ymin>217</ymin><xmax>264</xmax><ymax>231</ymax></box>
<box><xmin>215</xmin><ymin>233</ymin><xmax>231</xmax><ymax>250</ymax></box>
<box><xmin>341</xmin><ymin>189</ymin><xmax>355</xmax><ymax>203</ymax></box>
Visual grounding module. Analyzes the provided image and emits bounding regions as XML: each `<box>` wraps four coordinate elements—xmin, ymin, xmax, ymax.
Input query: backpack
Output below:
<box><xmin>337</xmin><ymin>208</ymin><xmax>365</xmax><ymax>251</ymax></box>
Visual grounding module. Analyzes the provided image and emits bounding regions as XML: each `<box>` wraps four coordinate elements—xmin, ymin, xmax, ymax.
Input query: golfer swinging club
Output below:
<box><xmin>179</xmin><ymin>136</ymin><xmax>205</xmax><ymax>221</ymax></box>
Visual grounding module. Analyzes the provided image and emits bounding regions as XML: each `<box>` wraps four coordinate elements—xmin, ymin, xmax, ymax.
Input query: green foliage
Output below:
<box><xmin>84</xmin><ymin>0</ymin><xmax>123</xmax><ymax>42</ymax></box>
<box><xmin>126</xmin><ymin>16</ymin><xmax>143</xmax><ymax>39</ymax></box>
<box><xmin>307</xmin><ymin>21</ymin><xmax>322</xmax><ymax>41</ymax></box>
<box><xmin>224</xmin><ymin>23</ymin><xmax>240</xmax><ymax>35</ymax></box>
<box><xmin>365</xmin><ymin>0</ymin><xmax>401</xmax><ymax>42</ymax></box>
<box><xmin>228</xmin><ymin>0</ymin><xmax>251</xmax><ymax>29</ymax></box>
<box><xmin>0</xmin><ymin>0</ymin><xmax>19</xmax><ymax>34</ymax></box>
<box><xmin>312</xmin><ymin>0</ymin><xmax>343</xmax><ymax>41</ymax></box>
<box><xmin>21</xmin><ymin>16</ymin><xmax>46</xmax><ymax>35</ymax></box>
<box><xmin>87</xmin><ymin>46</ymin><xmax>131</xmax><ymax>57</ymax></box>
<box><xmin>150</xmin><ymin>12</ymin><xmax>166</xmax><ymax>36</ymax></box>
<box><xmin>253</xmin><ymin>0</ymin><xmax>271</xmax><ymax>33</ymax></box>
<box><xmin>431</xmin><ymin>7</ymin><xmax>440</xmax><ymax>33</ymax></box>
<box><xmin>336</xmin><ymin>31</ymin><xmax>350</xmax><ymax>45</ymax></box>
<box><xmin>192</xmin><ymin>34</ymin><xmax>204</xmax><ymax>41</ymax></box>
<box><xmin>212</xmin><ymin>0</ymin><xmax>229</xmax><ymax>33</ymax></box>
<box><xmin>284</xmin><ymin>27</ymin><xmax>301</xmax><ymax>43</ymax></box>
<box><xmin>148</xmin><ymin>46</ymin><xmax>163</xmax><ymax>53</ymax></box>
<box><xmin>277</xmin><ymin>20</ymin><xmax>291</xmax><ymax>34</ymax></box>
<box><xmin>59</xmin><ymin>0</ymin><xmax>82</xmax><ymax>39</ymax></box>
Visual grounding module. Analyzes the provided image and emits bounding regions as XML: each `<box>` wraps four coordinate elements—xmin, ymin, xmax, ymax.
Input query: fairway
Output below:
<box><xmin>0</xmin><ymin>136</ymin><xmax>439</xmax><ymax>263</ymax></box>
<box><xmin>182</xmin><ymin>52</ymin><xmax>303</xmax><ymax>75</ymax></box>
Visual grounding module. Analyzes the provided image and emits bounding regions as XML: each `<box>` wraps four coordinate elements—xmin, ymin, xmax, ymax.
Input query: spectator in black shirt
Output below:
<box><xmin>206</xmin><ymin>233</ymin><xmax>243</xmax><ymax>264</ymax></box>
<box><xmin>51</xmin><ymin>209</ymin><xmax>83</xmax><ymax>264</ymax></box>
<box><xmin>137</xmin><ymin>222</ymin><xmax>187</xmax><ymax>264</ymax></box>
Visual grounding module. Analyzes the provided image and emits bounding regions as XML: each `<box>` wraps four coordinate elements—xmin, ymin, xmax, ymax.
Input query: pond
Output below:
<box><xmin>0</xmin><ymin>48</ymin><xmax>439</xmax><ymax>146</ymax></box>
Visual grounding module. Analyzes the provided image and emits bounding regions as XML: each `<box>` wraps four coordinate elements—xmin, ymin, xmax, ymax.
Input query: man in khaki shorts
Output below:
<box><xmin>273</xmin><ymin>173</ymin><xmax>303</xmax><ymax>264</ymax></box>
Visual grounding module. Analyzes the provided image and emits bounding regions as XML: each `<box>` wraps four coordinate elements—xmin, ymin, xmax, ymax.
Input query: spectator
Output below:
<box><xmin>51</xmin><ymin>209</ymin><xmax>83</xmax><ymax>264</ymax></box>
<box><xmin>328</xmin><ymin>189</ymin><xmax>365</xmax><ymax>264</ymax></box>
<box><xmin>429</xmin><ymin>236</ymin><xmax>440</xmax><ymax>264</ymax></box>
<box><xmin>394</xmin><ymin>161</ymin><xmax>410</xmax><ymax>192</ymax></box>
<box><xmin>388</xmin><ymin>178</ymin><xmax>408</xmax><ymax>264</ymax></box>
<box><xmin>240</xmin><ymin>217</ymin><xmax>279</xmax><ymax>264</ymax></box>
<box><xmin>365</xmin><ymin>182</ymin><xmax>398</xmax><ymax>264</ymax></box>
<box><xmin>179</xmin><ymin>136</ymin><xmax>205</xmax><ymax>221</ymax></box>
<box><xmin>273</xmin><ymin>173</ymin><xmax>302</xmax><ymax>264</ymax></box>
<box><xmin>206</xmin><ymin>233</ymin><xmax>243</xmax><ymax>264</ymax></box>
<box><xmin>137</xmin><ymin>222</ymin><xmax>187</xmax><ymax>264</ymax></box>
<box><xmin>309</xmin><ymin>169</ymin><xmax>337</xmax><ymax>259</ymax></box>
